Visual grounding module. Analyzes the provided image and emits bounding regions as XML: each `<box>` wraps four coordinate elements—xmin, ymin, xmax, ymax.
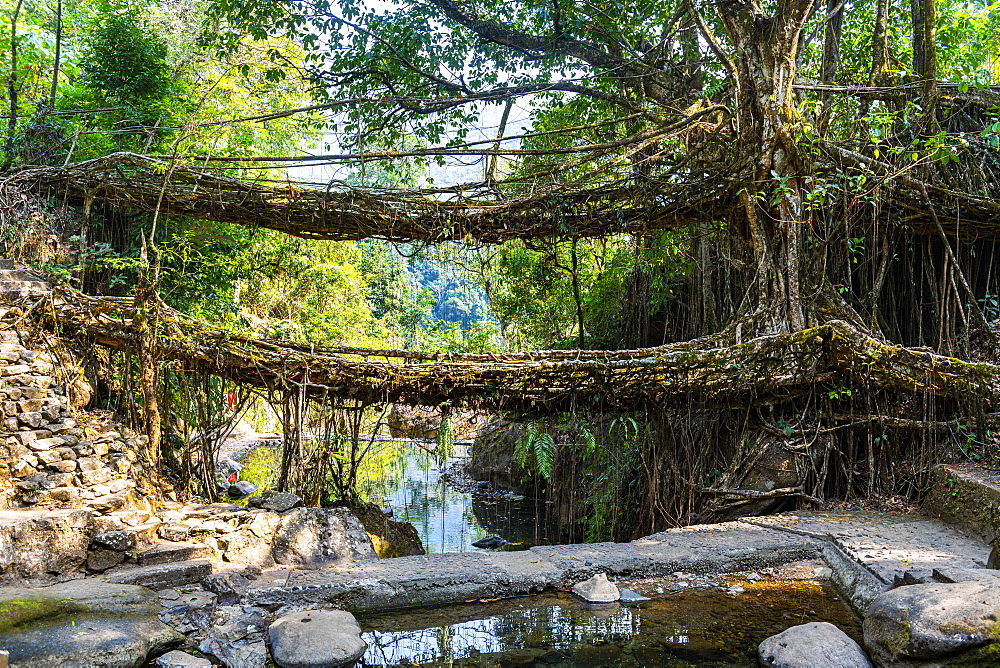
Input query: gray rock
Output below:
<box><xmin>271</xmin><ymin>507</ymin><xmax>376</xmax><ymax>569</ymax></box>
<box><xmin>93</xmin><ymin>529</ymin><xmax>138</xmax><ymax>552</ymax></box>
<box><xmin>0</xmin><ymin>508</ymin><xmax>91</xmax><ymax>581</ymax></box>
<box><xmin>0</xmin><ymin>580</ymin><xmax>183</xmax><ymax>667</ymax></box>
<box><xmin>156</xmin><ymin>650</ymin><xmax>213</xmax><ymax>667</ymax></box>
<box><xmin>471</xmin><ymin>535</ymin><xmax>505</xmax><ymax>549</ymax></box>
<box><xmin>0</xmin><ymin>614</ymin><xmax>182</xmax><ymax>667</ymax></box>
<box><xmin>268</xmin><ymin>610</ymin><xmax>367</xmax><ymax>668</ymax></box>
<box><xmin>106</xmin><ymin>559</ymin><xmax>213</xmax><ymax>590</ymax></box>
<box><xmin>48</xmin><ymin>459</ymin><xmax>77</xmax><ymax>473</ymax></box>
<box><xmin>618</xmin><ymin>588</ymin><xmax>651</xmax><ymax>605</ymax></box>
<box><xmin>205</xmin><ymin>640</ymin><xmax>268</xmax><ymax>668</ymax></box>
<box><xmin>138</xmin><ymin>541</ymin><xmax>214</xmax><ymax>567</ymax></box>
<box><xmin>228</xmin><ymin>481</ymin><xmax>259</xmax><ymax>500</ymax></box>
<box><xmin>0</xmin><ymin>578</ymin><xmax>161</xmax><ymax>615</ymax></box>
<box><xmin>159</xmin><ymin>523</ymin><xmax>192</xmax><ymax>542</ymax></box>
<box><xmin>248</xmin><ymin>490</ymin><xmax>303</xmax><ymax>513</ymax></box>
<box><xmin>220</xmin><ymin>511</ymin><xmax>282</xmax><ymax>565</ymax></box>
<box><xmin>87</xmin><ymin>548</ymin><xmax>125</xmax><ymax>572</ymax></box>
<box><xmin>864</xmin><ymin>580</ymin><xmax>1000</xmax><ymax>664</ymax></box>
<box><xmin>198</xmin><ymin>606</ymin><xmax>271</xmax><ymax>668</ymax></box>
<box><xmin>571</xmin><ymin>573</ymin><xmax>619</xmax><ymax>603</ymax></box>
<box><xmin>89</xmin><ymin>494</ymin><xmax>126</xmax><ymax>512</ymax></box>
<box><xmin>203</xmin><ymin>571</ymin><xmax>251</xmax><ymax>605</ymax></box>
<box><xmin>759</xmin><ymin>622</ymin><xmax>872</xmax><ymax>667</ymax></box>
<box><xmin>209</xmin><ymin>613</ymin><xmax>271</xmax><ymax>643</ymax></box>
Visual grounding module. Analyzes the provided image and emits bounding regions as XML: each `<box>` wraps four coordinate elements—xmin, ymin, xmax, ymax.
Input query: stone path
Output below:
<box><xmin>247</xmin><ymin>520</ymin><xmax>820</xmax><ymax>610</ymax></box>
<box><xmin>744</xmin><ymin>511</ymin><xmax>990</xmax><ymax>609</ymax></box>
<box><xmin>247</xmin><ymin>511</ymin><xmax>993</xmax><ymax>615</ymax></box>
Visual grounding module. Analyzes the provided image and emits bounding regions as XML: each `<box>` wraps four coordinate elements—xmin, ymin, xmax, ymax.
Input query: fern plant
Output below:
<box><xmin>516</xmin><ymin>420</ymin><xmax>555</xmax><ymax>480</ymax></box>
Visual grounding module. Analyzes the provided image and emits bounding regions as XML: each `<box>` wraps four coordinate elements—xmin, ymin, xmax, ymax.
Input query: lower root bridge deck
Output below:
<box><xmin>13</xmin><ymin>286</ymin><xmax>999</xmax><ymax>414</ymax></box>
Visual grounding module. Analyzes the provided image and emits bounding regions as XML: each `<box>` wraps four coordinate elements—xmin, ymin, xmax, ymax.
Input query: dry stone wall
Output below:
<box><xmin>0</xmin><ymin>326</ymin><xmax>151</xmax><ymax>513</ymax></box>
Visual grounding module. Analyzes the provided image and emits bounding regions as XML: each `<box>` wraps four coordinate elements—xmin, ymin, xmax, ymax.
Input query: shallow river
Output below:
<box><xmin>355</xmin><ymin>583</ymin><xmax>861</xmax><ymax>666</ymax></box>
<box><xmin>241</xmin><ymin>442</ymin><xmax>862</xmax><ymax>666</ymax></box>
<box><xmin>363</xmin><ymin>444</ymin><xmax>565</xmax><ymax>553</ymax></box>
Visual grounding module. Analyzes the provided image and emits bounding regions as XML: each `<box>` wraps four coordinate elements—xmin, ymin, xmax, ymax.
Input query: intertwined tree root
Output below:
<box><xmin>11</xmin><ymin>286</ymin><xmax>996</xmax><ymax>416</ymax></box>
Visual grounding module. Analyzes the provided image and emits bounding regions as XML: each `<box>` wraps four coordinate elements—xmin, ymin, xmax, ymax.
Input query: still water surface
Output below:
<box><xmin>356</xmin><ymin>583</ymin><xmax>861</xmax><ymax>666</ymax></box>
<box><xmin>364</xmin><ymin>445</ymin><xmax>563</xmax><ymax>553</ymax></box>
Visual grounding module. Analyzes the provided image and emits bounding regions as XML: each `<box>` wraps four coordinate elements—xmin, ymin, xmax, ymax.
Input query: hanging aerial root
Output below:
<box><xmin>10</xmin><ymin>287</ymin><xmax>1000</xmax><ymax>414</ymax></box>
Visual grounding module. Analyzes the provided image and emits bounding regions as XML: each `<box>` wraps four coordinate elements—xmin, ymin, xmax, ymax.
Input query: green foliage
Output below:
<box><xmin>435</xmin><ymin>412</ymin><xmax>455</xmax><ymax>467</ymax></box>
<box><xmin>80</xmin><ymin>8</ymin><xmax>173</xmax><ymax>105</ymax></box>
<box><xmin>414</xmin><ymin>321</ymin><xmax>503</xmax><ymax>354</ymax></box>
<box><xmin>515</xmin><ymin>421</ymin><xmax>555</xmax><ymax>481</ymax></box>
<box><xmin>582</xmin><ymin>415</ymin><xmax>643</xmax><ymax>542</ymax></box>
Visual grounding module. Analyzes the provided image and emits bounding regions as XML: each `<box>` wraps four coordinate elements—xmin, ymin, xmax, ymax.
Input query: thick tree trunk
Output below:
<box><xmin>911</xmin><ymin>0</ymin><xmax>937</xmax><ymax>127</ymax></box>
<box><xmin>716</xmin><ymin>0</ymin><xmax>816</xmax><ymax>336</ymax></box>
<box><xmin>4</xmin><ymin>0</ymin><xmax>24</xmax><ymax>170</ymax></box>
<box><xmin>869</xmin><ymin>0</ymin><xmax>890</xmax><ymax>86</ymax></box>
<box><xmin>818</xmin><ymin>0</ymin><xmax>844</xmax><ymax>132</ymax></box>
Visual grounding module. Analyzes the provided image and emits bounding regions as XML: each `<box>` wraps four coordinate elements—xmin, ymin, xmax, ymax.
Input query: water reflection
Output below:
<box><xmin>357</xmin><ymin>584</ymin><xmax>862</xmax><ymax>666</ymax></box>
<box><xmin>360</xmin><ymin>445</ymin><xmax>562</xmax><ymax>553</ymax></box>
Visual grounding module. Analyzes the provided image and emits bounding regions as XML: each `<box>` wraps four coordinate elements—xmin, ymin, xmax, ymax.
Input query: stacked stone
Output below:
<box><xmin>0</xmin><ymin>329</ymin><xmax>146</xmax><ymax>511</ymax></box>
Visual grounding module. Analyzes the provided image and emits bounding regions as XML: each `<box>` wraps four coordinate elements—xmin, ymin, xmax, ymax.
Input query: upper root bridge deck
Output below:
<box><xmin>5</xmin><ymin>148</ymin><xmax>1000</xmax><ymax>243</ymax></box>
<box><xmin>2</xmin><ymin>152</ymin><xmax>717</xmax><ymax>244</ymax></box>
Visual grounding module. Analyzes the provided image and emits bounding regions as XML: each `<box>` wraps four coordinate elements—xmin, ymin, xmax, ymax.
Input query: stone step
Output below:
<box><xmin>0</xmin><ymin>269</ymin><xmax>51</xmax><ymax>298</ymax></box>
<box><xmin>137</xmin><ymin>541</ymin><xmax>214</xmax><ymax>567</ymax></box>
<box><xmin>0</xmin><ymin>280</ymin><xmax>50</xmax><ymax>293</ymax></box>
<box><xmin>0</xmin><ymin>269</ymin><xmax>44</xmax><ymax>281</ymax></box>
<box><xmin>106</xmin><ymin>559</ymin><xmax>213</xmax><ymax>590</ymax></box>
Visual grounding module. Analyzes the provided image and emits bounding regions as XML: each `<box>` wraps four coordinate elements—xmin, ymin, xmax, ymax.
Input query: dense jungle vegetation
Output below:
<box><xmin>3</xmin><ymin>0</ymin><xmax>1000</xmax><ymax>541</ymax></box>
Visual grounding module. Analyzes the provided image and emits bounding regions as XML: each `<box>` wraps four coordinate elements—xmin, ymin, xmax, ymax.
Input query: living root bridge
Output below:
<box><xmin>20</xmin><ymin>288</ymin><xmax>1000</xmax><ymax>413</ymax></box>
<box><xmin>6</xmin><ymin>148</ymin><xmax>1000</xmax><ymax>244</ymax></box>
<box><xmin>2</xmin><ymin>152</ymin><xmax>719</xmax><ymax>244</ymax></box>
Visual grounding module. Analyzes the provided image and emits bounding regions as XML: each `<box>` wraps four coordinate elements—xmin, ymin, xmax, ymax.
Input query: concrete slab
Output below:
<box><xmin>246</xmin><ymin>521</ymin><xmax>819</xmax><ymax>611</ymax></box>
<box><xmin>745</xmin><ymin>511</ymin><xmax>990</xmax><ymax>611</ymax></box>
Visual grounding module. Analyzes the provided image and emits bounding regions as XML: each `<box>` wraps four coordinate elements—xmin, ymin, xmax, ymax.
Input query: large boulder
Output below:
<box><xmin>0</xmin><ymin>579</ymin><xmax>183</xmax><ymax>667</ymax></box>
<box><xmin>759</xmin><ymin>622</ymin><xmax>872</xmax><ymax>667</ymax></box>
<box><xmin>219</xmin><ymin>510</ymin><xmax>283</xmax><ymax>565</ymax></box>
<box><xmin>271</xmin><ymin>507</ymin><xmax>376</xmax><ymax>569</ymax></box>
<box><xmin>0</xmin><ymin>508</ymin><xmax>92</xmax><ymax>582</ymax></box>
<box><xmin>349</xmin><ymin>500</ymin><xmax>424</xmax><ymax>558</ymax></box>
<box><xmin>268</xmin><ymin>610</ymin><xmax>367</xmax><ymax>668</ymax></box>
<box><xmin>864</xmin><ymin>580</ymin><xmax>1000</xmax><ymax>664</ymax></box>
